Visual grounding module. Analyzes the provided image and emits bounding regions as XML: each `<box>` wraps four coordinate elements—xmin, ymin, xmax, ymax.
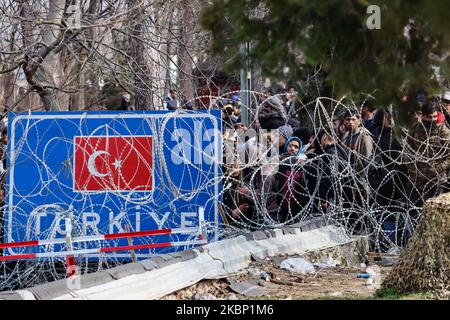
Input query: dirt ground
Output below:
<box><xmin>162</xmin><ymin>255</ymin><xmax>394</xmax><ymax>300</ymax></box>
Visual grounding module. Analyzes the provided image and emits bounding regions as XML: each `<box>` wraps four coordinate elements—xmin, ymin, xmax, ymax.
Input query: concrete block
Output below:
<box><xmin>78</xmin><ymin>271</ymin><xmax>114</xmax><ymax>290</ymax></box>
<box><xmin>159</xmin><ymin>253</ymin><xmax>180</xmax><ymax>261</ymax></box>
<box><xmin>104</xmin><ymin>262</ymin><xmax>146</xmax><ymax>280</ymax></box>
<box><xmin>227</xmin><ymin>278</ymin><xmax>268</xmax><ymax>297</ymax></box>
<box><xmin>164</xmin><ymin>250</ymin><xmax>197</xmax><ymax>261</ymax></box>
<box><xmin>159</xmin><ymin>255</ymin><xmax>183</xmax><ymax>266</ymax></box>
<box><xmin>243</xmin><ymin>233</ymin><xmax>254</xmax><ymax>241</ymax></box>
<box><xmin>0</xmin><ymin>291</ymin><xmax>23</xmax><ymax>300</ymax></box>
<box><xmin>271</xmin><ymin>229</ymin><xmax>284</xmax><ymax>238</ymax></box>
<box><xmin>282</xmin><ymin>227</ymin><xmax>301</xmax><ymax>235</ymax></box>
<box><xmin>28</xmin><ymin>278</ymin><xmax>71</xmax><ymax>300</ymax></box>
<box><xmin>294</xmin><ymin>217</ymin><xmax>327</xmax><ymax>232</ymax></box>
<box><xmin>148</xmin><ymin>256</ymin><xmax>166</xmax><ymax>266</ymax></box>
<box><xmin>139</xmin><ymin>258</ymin><xmax>160</xmax><ymax>271</ymax></box>
<box><xmin>265</xmin><ymin>230</ymin><xmax>278</xmax><ymax>238</ymax></box>
<box><xmin>281</xmin><ymin>227</ymin><xmax>296</xmax><ymax>235</ymax></box>
<box><xmin>180</xmin><ymin>250</ymin><xmax>198</xmax><ymax>261</ymax></box>
<box><xmin>141</xmin><ymin>254</ymin><xmax>183</xmax><ymax>269</ymax></box>
<box><xmin>252</xmin><ymin>231</ymin><xmax>268</xmax><ymax>240</ymax></box>
<box><xmin>205</xmin><ymin>236</ymin><xmax>251</xmax><ymax>273</ymax></box>
<box><xmin>196</xmin><ymin>246</ymin><xmax>206</xmax><ymax>253</ymax></box>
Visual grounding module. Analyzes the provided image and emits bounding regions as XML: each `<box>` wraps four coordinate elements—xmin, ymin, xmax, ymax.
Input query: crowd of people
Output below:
<box><xmin>1</xmin><ymin>88</ymin><xmax>450</xmax><ymax>252</ymax></box>
<box><xmin>220</xmin><ymin>88</ymin><xmax>450</xmax><ymax>250</ymax></box>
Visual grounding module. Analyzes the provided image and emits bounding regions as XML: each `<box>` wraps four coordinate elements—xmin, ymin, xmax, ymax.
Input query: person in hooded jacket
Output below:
<box><xmin>274</xmin><ymin>137</ymin><xmax>309</xmax><ymax>223</ymax></box>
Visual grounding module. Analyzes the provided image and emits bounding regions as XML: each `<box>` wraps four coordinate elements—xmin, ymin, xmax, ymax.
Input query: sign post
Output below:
<box><xmin>4</xmin><ymin>110</ymin><xmax>222</xmax><ymax>260</ymax></box>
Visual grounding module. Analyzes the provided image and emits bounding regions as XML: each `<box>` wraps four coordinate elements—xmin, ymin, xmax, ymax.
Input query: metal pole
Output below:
<box><xmin>240</xmin><ymin>42</ymin><xmax>251</xmax><ymax>127</ymax></box>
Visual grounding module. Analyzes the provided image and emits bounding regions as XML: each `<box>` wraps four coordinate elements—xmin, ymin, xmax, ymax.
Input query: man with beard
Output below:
<box><xmin>406</xmin><ymin>101</ymin><xmax>450</xmax><ymax>204</ymax></box>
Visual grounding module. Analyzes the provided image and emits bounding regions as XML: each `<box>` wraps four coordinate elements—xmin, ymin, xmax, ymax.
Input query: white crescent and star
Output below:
<box><xmin>87</xmin><ymin>151</ymin><xmax>122</xmax><ymax>177</ymax></box>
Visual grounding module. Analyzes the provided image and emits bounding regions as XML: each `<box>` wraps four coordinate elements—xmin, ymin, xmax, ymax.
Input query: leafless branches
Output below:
<box><xmin>0</xmin><ymin>0</ymin><xmax>216</xmax><ymax>112</ymax></box>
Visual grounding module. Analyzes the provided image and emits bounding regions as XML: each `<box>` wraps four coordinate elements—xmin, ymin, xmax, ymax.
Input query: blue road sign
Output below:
<box><xmin>5</xmin><ymin>110</ymin><xmax>222</xmax><ymax>259</ymax></box>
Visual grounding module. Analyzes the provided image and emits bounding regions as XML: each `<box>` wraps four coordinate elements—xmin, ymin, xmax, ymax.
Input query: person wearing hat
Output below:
<box><xmin>277</xmin><ymin>124</ymin><xmax>293</xmax><ymax>156</ymax></box>
<box><xmin>283</xmin><ymin>136</ymin><xmax>305</xmax><ymax>159</ymax></box>
<box><xmin>230</xmin><ymin>95</ymin><xmax>241</xmax><ymax>105</ymax></box>
<box><xmin>258</xmin><ymin>96</ymin><xmax>288</xmax><ymax>130</ymax></box>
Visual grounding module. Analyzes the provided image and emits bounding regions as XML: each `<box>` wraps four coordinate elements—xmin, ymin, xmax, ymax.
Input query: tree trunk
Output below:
<box><xmin>0</xmin><ymin>73</ymin><xmax>15</xmax><ymax>112</ymax></box>
<box><xmin>129</xmin><ymin>1</ymin><xmax>153</xmax><ymax>110</ymax></box>
<box><xmin>38</xmin><ymin>89</ymin><xmax>62</xmax><ymax>111</ymax></box>
<box><xmin>19</xmin><ymin>0</ymin><xmax>68</xmax><ymax>111</ymax></box>
<box><xmin>382</xmin><ymin>192</ymin><xmax>450</xmax><ymax>297</ymax></box>
<box><xmin>177</xmin><ymin>0</ymin><xmax>195</xmax><ymax>103</ymax></box>
<box><xmin>70</xmin><ymin>69</ymin><xmax>85</xmax><ymax>110</ymax></box>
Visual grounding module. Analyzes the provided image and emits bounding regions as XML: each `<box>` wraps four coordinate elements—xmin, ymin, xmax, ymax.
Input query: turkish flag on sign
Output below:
<box><xmin>74</xmin><ymin>136</ymin><xmax>153</xmax><ymax>192</ymax></box>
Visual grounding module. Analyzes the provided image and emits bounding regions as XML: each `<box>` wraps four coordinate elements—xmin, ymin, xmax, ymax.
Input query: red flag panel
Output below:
<box><xmin>74</xmin><ymin>136</ymin><xmax>153</xmax><ymax>192</ymax></box>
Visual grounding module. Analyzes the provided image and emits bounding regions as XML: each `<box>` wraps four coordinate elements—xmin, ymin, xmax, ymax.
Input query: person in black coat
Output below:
<box><xmin>315</xmin><ymin>129</ymin><xmax>349</xmax><ymax>212</ymax></box>
<box><xmin>372</xmin><ymin>110</ymin><xmax>409</xmax><ymax>204</ymax></box>
<box><xmin>258</xmin><ymin>96</ymin><xmax>288</xmax><ymax>130</ymax></box>
<box><xmin>222</xmin><ymin>163</ymin><xmax>257</xmax><ymax>229</ymax></box>
<box><xmin>372</xmin><ymin>110</ymin><xmax>411</xmax><ymax>248</ymax></box>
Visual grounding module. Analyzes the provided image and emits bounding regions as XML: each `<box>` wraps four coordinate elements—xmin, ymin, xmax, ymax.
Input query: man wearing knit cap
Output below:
<box><xmin>258</xmin><ymin>96</ymin><xmax>288</xmax><ymax>130</ymax></box>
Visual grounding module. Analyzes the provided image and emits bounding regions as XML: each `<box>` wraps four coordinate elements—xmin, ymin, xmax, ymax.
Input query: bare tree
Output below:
<box><xmin>177</xmin><ymin>0</ymin><xmax>195</xmax><ymax>102</ymax></box>
<box><xmin>0</xmin><ymin>0</ymin><xmax>222</xmax><ymax>112</ymax></box>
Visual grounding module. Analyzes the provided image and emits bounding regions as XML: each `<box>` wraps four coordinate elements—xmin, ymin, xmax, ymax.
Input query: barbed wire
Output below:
<box><xmin>0</xmin><ymin>90</ymin><xmax>446</xmax><ymax>292</ymax></box>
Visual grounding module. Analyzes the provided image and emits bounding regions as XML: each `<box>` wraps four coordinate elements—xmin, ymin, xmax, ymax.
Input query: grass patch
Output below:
<box><xmin>374</xmin><ymin>288</ymin><xmax>435</xmax><ymax>300</ymax></box>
